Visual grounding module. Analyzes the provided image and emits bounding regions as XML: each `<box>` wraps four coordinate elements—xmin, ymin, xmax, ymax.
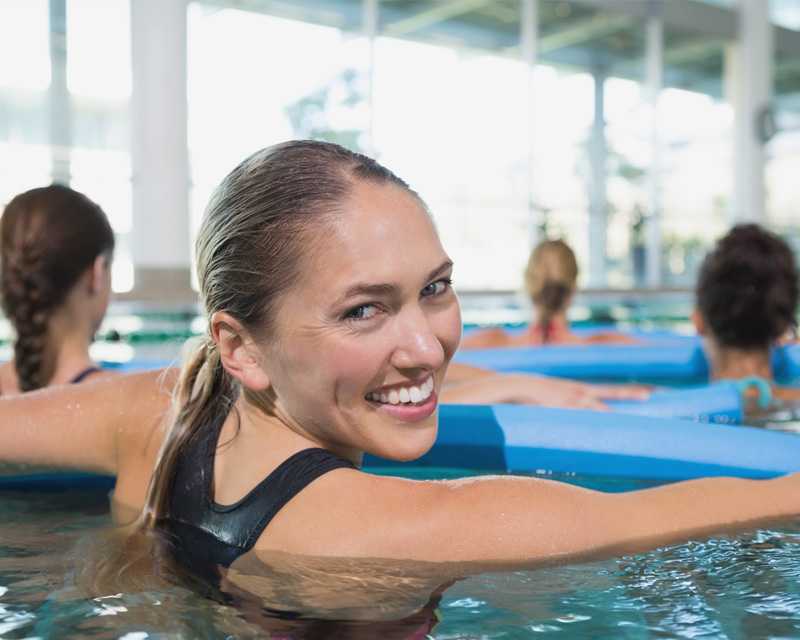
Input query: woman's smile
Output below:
<box><xmin>365</xmin><ymin>374</ymin><xmax>438</xmax><ymax>422</ymax></box>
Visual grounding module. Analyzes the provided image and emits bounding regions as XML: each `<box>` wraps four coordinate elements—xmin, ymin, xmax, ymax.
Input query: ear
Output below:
<box><xmin>210</xmin><ymin>311</ymin><xmax>271</xmax><ymax>391</ymax></box>
<box><xmin>88</xmin><ymin>254</ymin><xmax>108</xmax><ymax>295</ymax></box>
<box><xmin>691</xmin><ymin>308</ymin><xmax>706</xmax><ymax>335</ymax></box>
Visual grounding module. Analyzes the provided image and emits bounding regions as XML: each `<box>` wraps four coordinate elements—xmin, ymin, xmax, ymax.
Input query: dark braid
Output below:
<box><xmin>3</xmin><ymin>234</ymin><xmax>51</xmax><ymax>391</ymax></box>
<box><xmin>1</xmin><ymin>185</ymin><xmax>114</xmax><ymax>392</ymax></box>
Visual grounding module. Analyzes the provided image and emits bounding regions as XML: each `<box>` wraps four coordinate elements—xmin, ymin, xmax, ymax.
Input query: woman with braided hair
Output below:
<box><xmin>462</xmin><ymin>239</ymin><xmax>637</xmax><ymax>348</ymax></box>
<box><xmin>0</xmin><ymin>184</ymin><xmax>115</xmax><ymax>393</ymax></box>
<box><xmin>0</xmin><ymin>142</ymin><xmax>798</xmax><ymax>617</ymax></box>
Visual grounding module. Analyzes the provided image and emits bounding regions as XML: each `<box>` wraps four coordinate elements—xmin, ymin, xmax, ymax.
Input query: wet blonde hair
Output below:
<box><xmin>524</xmin><ymin>240</ymin><xmax>578</xmax><ymax>340</ymax></box>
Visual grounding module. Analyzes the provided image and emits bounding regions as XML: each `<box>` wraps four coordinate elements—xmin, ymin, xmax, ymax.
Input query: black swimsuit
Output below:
<box><xmin>0</xmin><ymin>365</ymin><xmax>101</xmax><ymax>395</ymax></box>
<box><xmin>68</xmin><ymin>366</ymin><xmax>101</xmax><ymax>384</ymax></box>
<box><xmin>159</xmin><ymin>413</ymin><xmax>355</xmax><ymax>574</ymax></box>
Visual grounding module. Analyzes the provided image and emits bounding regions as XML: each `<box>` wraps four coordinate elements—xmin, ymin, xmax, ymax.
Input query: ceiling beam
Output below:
<box><xmin>572</xmin><ymin>0</ymin><xmax>800</xmax><ymax>57</ymax></box>
<box><xmin>539</xmin><ymin>12</ymin><xmax>635</xmax><ymax>54</ymax></box>
<box><xmin>383</xmin><ymin>0</ymin><xmax>495</xmax><ymax>37</ymax></box>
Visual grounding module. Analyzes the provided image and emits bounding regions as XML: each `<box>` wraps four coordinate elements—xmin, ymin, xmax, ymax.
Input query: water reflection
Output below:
<box><xmin>2</xmin><ymin>491</ymin><xmax>800</xmax><ymax>638</ymax></box>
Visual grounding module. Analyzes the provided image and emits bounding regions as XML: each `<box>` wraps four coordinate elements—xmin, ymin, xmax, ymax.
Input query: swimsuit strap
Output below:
<box><xmin>528</xmin><ymin>319</ymin><xmax>570</xmax><ymax>346</ymax></box>
<box><xmin>165</xmin><ymin>414</ymin><xmax>356</xmax><ymax>567</ymax></box>
<box><xmin>69</xmin><ymin>366</ymin><xmax>102</xmax><ymax>385</ymax></box>
<box><xmin>210</xmin><ymin>447</ymin><xmax>358</xmax><ymax>551</ymax></box>
<box><xmin>720</xmin><ymin>376</ymin><xmax>774</xmax><ymax>410</ymax></box>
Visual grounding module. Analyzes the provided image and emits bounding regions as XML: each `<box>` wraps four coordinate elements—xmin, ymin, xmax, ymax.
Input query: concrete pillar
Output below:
<box><xmin>645</xmin><ymin>5</ymin><xmax>664</xmax><ymax>288</ymax></box>
<box><xmin>521</xmin><ymin>0</ymin><xmax>540</xmax><ymax>247</ymax></box>
<box><xmin>130</xmin><ymin>0</ymin><xmax>192</xmax><ymax>300</ymax></box>
<box><xmin>49</xmin><ymin>0</ymin><xmax>70</xmax><ymax>184</ymax></box>
<box><xmin>588</xmin><ymin>70</ymin><xmax>607</xmax><ymax>287</ymax></box>
<box><xmin>728</xmin><ymin>0</ymin><xmax>772</xmax><ymax>224</ymax></box>
<box><xmin>363</xmin><ymin>0</ymin><xmax>378</xmax><ymax>156</ymax></box>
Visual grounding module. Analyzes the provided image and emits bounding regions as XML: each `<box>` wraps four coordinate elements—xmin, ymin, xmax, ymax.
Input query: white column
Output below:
<box><xmin>588</xmin><ymin>70</ymin><xmax>607</xmax><ymax>288</ymax></box>
<box><xmin>363</xmin><ymin>0</ymin><xmax>378</xmax><ymax>156</ymax></box>
<box><xmin>522</xmin><ymin>0</ymin><xmax>540</xmax><ymax>247</ymax></box>
<box><xmin>49</xmin><ymin>0</ymin><xmax>70</xmax><ymax>184</ymax></box>
<box><xmin>645</xmin><ymin>5</ymin><xmax>664</xmax><ymax>288</ymax></box>
<box><xmin>729</xmin><ymin>0</ymin><xmax>772</xmax><ymax>224</ymax></box>
<box><xmin>130</xmin><ymin>0</ymin><xmax>192</xmax><ymax>298</ymax></box>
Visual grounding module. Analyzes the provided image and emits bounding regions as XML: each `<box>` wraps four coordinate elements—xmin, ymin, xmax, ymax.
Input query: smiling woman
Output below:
<box><xmin>0</xmin><ymin>141</ymin><xmax>800</xmax><ymax>601</ymax></box>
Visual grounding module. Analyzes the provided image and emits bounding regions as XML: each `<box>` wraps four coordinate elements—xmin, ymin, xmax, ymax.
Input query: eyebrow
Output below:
<box><xmin>336</xmin><ymin>259</ymin><xmax>454</xmax><ymax>305</ymax></box>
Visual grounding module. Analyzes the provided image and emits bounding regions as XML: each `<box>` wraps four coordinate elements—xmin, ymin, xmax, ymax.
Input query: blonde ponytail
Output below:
<box><xmin>142</xmin><ymin>338</ymin><xmax>238</xmax><ymax>525</ymax></box>
<box><xmin>524</xmin><ymin>240</ymin><xmax>578</xmax><ymax>343</ymax></box>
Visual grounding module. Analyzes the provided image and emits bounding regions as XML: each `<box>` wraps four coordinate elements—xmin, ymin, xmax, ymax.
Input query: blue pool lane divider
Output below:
<box><xmin>607</xmin><ymin>382</ymin><xmax>743</xmax><ymax>424</ymax></box>
<box><xmin>454</xmin><ymin>342</ymin><xmax>710</xmax><ymax>381</ymax></box>
<box><xmin>1</xmin><ymin>402</ymin><xmax>798</xmax><ymax>490</ymax></box>
<box><xmin>365</xmin><ymin>404</ymin><xmax>800</xmax><ymax>480</ymax></box>
<box><xmin>455</xmin><ymin>341</ymin><xmax>800</xmax><ymax>385</ymax></box>
<box><xmin>773</xmin><ymin>343</ymin><xmax>800</xmax><ymax>381</ymax></box>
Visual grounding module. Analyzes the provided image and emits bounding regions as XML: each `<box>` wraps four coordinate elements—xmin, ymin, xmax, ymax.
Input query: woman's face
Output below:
<box><xmin>260</xmin><ymin>180</ymin><xmax>461</xmax><ymax>463</ymax></box>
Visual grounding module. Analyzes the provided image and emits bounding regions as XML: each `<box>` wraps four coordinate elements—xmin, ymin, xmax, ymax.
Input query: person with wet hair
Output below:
<box><xmin>462</xmin><ymin>239</ymin><xmax>636</xmax><ymax>348</ymax></box>
<box><xmin>0</xmin><ymin>141</ymin><xmax>798</xmax><ymax>602</ymax></box>
<box><xmin>0</xmin><ymin>184</ymin><xmax>115</xmax><ymax>394</ymax></box>
<box><xmin>693</xmin><ymin>223</ymin><xmax>800</xmax><ymax>424</ymax></box>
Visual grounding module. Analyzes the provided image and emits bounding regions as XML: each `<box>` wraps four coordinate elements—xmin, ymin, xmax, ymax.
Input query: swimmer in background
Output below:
<box><xmin>0</xmin><ymin>184</ymin><xmax>115</xmax><ymax>394</ymax></box>
<box><xmin>0</xmin><ymin>142</ymin><xmax>798</xmax><ymax>617</ymax></box>
<box><xmin>461</xmin><ymin>239</ymin><xmax>637</xmax><ymax>348</ymax></box>
<box><xmin>693</xmin><ymin>224</ymin><xmax>800</xmax><ymax>426</ymax></box>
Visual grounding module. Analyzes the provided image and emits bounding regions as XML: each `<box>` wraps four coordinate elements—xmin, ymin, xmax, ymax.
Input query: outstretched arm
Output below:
<box><xmin>263</xmin><ymin>469</ymin><xmax>800</xmax><ymax>565</ymax></box>
<box><xmin>0</xmin><ymin>368</ymin><xmax>174</xmax><ymax>474</ymax></box>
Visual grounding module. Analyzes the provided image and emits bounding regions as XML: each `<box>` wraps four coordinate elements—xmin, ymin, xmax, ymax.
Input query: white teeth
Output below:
<box><xmin>368</xmin><ymin>375</ymin><xmax>435</xmax><ymax>406</ymax></box>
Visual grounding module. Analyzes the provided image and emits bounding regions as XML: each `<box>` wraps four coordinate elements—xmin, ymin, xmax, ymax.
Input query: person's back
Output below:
<box><xmin>0</xmin><ymin>184</ymin><xmax>116</xmax><ymax>394</ymax></box>
<box><xmin>462</xmin><ymin>239</ymin><xmax>634</xmax><ymax>348</ymax></box>
<box><xmin>693</xmin><ymin>223</ymin><xmax>800</xmax><ymax>424</ymax></box>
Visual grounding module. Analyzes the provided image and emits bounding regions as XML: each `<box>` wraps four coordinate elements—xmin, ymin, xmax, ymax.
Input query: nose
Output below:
<box><xmin>390</xmin><ymin>306</ymin><xmax>446</xmax><ymax>372</ymax></box>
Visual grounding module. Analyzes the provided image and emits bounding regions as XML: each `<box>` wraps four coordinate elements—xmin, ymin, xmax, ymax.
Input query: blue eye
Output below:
<box><xmin>344</xmin><ymin>304</ymin><xmax>379</xmax><ymax>321</ymax></box>
<box><xmin>421</xmin><ymin>278</ymin><xmax>452</xmax><ymax>297</ymax></box>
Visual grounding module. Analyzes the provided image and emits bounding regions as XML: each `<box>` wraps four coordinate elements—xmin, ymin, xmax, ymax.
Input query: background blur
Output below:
<box><xmin>1</xmin><ymin>0</ymin><xmax>798</xmax><ymax>332</ymax></box>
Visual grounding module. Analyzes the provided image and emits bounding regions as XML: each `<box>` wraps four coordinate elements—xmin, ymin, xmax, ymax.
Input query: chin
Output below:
<box><xmin>374</xmin><ymin>424</ymin><xmax>438</xmax><ymax>463</ymax></box>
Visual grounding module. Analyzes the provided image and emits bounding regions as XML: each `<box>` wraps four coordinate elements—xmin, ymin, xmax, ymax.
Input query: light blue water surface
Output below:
<box><xmin>1</xmin><ymin>471</ymin><xmax>800</xmax><ymax>639</ymax></box>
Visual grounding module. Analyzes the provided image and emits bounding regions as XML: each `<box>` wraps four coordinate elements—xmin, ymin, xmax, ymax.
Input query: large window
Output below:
<box><xmin>374</xmin><ymin>1</ymin><xmax>529</xmax><ymax>291</ymax></box>
<box><xmin>768</xmin><ymin>0</ymin><xmax>800</xmax><ymax>251</ymax></box>
<box><xmin>187</xmin><ymin>2</ymin><xmax>370</xmax><ymax>235</ymax></box>
<box><xmin>5</xmin><ymin>0</ymin><xmax>798</xmax><ymax>299</ymax></box>
<box><xmin>0</xmin><ymin>0</ymin><xmax>134</xmax><ymax>292</ymax></box>
<box><xmin>0</xmin><ymin>1</ymin><xmax>51</xmax><ymax>203</ymax></box>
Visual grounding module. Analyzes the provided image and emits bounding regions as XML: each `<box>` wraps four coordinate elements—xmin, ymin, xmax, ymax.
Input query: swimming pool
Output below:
<box><xmin>2</xmin><ymin>472</ymin><xmax>800</xmax><ymax>638</ymax></box>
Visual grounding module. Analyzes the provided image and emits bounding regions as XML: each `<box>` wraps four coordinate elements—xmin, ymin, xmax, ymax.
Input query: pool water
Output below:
<box><xmin>2</xmin><ymin>473</ymin><xmax>800</xmax><ymax>639</ymax></box>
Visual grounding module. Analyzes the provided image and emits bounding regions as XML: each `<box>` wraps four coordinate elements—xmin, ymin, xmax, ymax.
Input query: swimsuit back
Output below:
<box><xmin>161</xmin><ymin>413</ymin><xmax>355</xmax><ymax>569</ymax></box>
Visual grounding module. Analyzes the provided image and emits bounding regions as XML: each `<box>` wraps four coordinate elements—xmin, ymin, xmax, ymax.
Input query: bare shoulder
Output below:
<box><xmin>0</xmin><ymin>367</ymin><xmax>180</xmax><ymax>476</ymax></box>
<box><xmin>460</xmin><ymin>327</ymin><xmax>512</xmax><ymax>349</ymax></box>
<box><xmin>0</xmin><ymin>361</ymin><xmax>17</xmax><ymax>394</ymax></box>
<box><xmin>256</xmin><ymin>469</ymin><xmax>454</xmax><ymax>558</ymax></box>
<box><xmin>776</xmin><ymin>386</ymin><xmax>800</xmax><ymax>403</ymax></box>
<box><xmin>583</xmin><ymin>332</ymin><xmax>640</xmax><ymax>345</ymax></box>
<box><xmin>109</xmin><ymin>368</ymin><xmax>180</xmax><ymax>510</ymax></box>
<box><xmin>107</xmin><ymin>368</ymin><xmax>179</xmax><ymax>453</ymax></box>
<box><xmin>257</xmin><ymin>470</ymin><xmax>590</xmax><ymax>562</ymax></box>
